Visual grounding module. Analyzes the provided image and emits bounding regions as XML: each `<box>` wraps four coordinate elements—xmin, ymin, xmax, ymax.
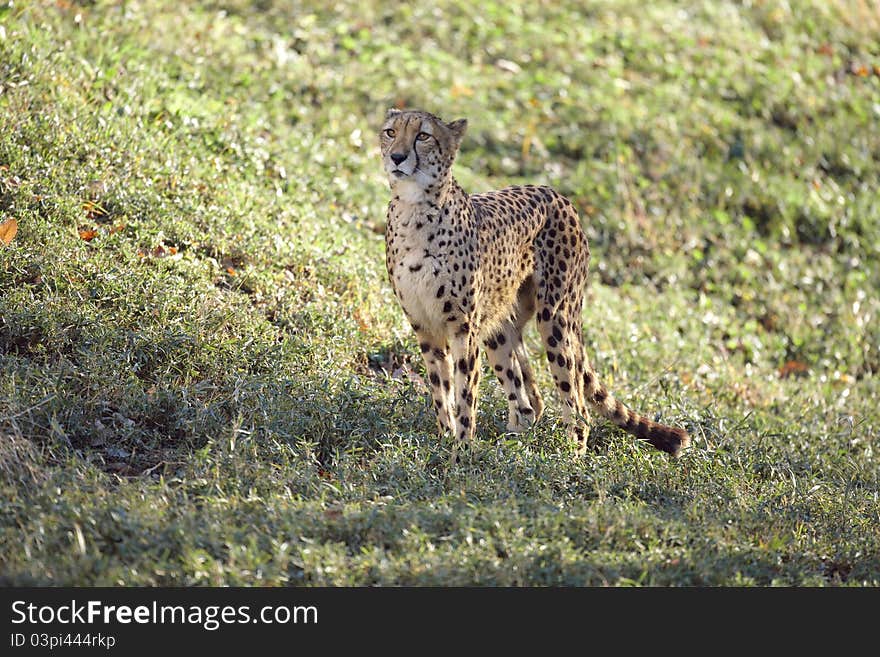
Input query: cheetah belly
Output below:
<box><xmin>392</xmin><ymin>252</ymin><xmax>447</xmax><ymax>337</ymax></box>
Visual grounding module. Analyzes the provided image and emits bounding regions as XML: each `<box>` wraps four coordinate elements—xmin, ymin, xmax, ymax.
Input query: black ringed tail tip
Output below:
<box><xmin>649</xmin><ymin>426</ymin><xmax>690</xmax><ymax>457</ymax></box>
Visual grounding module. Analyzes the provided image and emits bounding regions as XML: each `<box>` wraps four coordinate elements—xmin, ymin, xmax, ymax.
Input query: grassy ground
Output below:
<box><xmin>1</xmin><ymin>0</ymin><xmax>878</xmax><ymax>586</ymax></box>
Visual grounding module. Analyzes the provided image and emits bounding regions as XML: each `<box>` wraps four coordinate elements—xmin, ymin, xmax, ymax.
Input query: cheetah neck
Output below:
<box><xmin>386</xmin><ymin>176</ymin><xmax>473</xmax><ymax>291</ymax></box>
<box><xmin>388</xmin><ymin>177</ymin><xmax>466</xmax><ymax>232</ymax></box>
<box><xmin>389</xmin><ymin>175</ymin><xmax>464</xmax><ymax>211</ymax></box>
<box><xmin>393</xmin><ymin>180</ymin><xmax>432</xmax><ymax>205</ymax></box>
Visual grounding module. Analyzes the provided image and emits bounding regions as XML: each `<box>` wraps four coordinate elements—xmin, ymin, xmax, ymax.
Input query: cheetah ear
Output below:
<box><xmin>446</xmin><ymin>118</ymin><xmax>468</xmax><ymax>142</ymax></box>
<box><xmin>385</xmin><ymin>107</ymin><xmax>403</xmax><ymax>120</ymax></box>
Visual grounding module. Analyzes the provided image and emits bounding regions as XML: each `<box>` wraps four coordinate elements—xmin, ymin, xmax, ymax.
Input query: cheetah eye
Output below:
<box><xmin>383</xmin><ymin>128</ymin><xmax>396</xmax><ymax>138</ymax></box>
<box><xmin>416</xmin><ymin>132</ymin><xmax>431</xmax><ymax>142</ymax></box>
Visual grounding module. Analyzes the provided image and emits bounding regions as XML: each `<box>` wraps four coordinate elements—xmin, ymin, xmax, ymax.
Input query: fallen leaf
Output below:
<box><xmin>850</xmin><ymin>62</ymin><xmax>869</xmax><ymax>77</ymax></box>
<box><xmin>817</xmin><ymin>43</ymin><xmax>833</xmax><ymax>57</ymax></box>
<box><xmin>759</xmin><ymin>312</ymin><xmax>778</xmax><ymax>332</ymax></box>
<box><xmin>82</xmin><ymin>200</ymin><xmax>107</xmax><ymax>219</ymax></box>
<box><xmin>219</xmin><ymin>257</ymin><xmax>238</xmax><ymax>276</ymax></box>
<box><xmin>779</xmin><ymin>360</ymin><xmax>809</xmax><ymax>379</ymax></box>
<box><xmin>354</xmin><ymin>308</ymin><xmax>371</xmax><ymax>332</ymax></box>
<box><xmin>0</xmin><ymin>217</ymin><xmax>17</xmax><ymax>245</ymax></box>
<box><xmin>78</xmin><ymin>227</ymin><xmax>98</xmax><ymax>241</ymax></box>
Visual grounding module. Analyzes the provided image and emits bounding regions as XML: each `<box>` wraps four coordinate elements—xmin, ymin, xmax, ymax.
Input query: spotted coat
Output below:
<box><xmin>380</xmin><ymin>109</ymin><xmax>689</xmax><ymax>457</ymax></box>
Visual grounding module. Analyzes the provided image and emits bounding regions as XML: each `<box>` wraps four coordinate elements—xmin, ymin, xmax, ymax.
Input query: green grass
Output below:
<box><xmin>1</xmin><ymin>0</ymin><xmax>878</xmax><ymax>586</ymax></box>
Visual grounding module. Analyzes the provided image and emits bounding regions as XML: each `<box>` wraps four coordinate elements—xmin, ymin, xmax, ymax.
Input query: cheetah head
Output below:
<box><xmin>380</xmin><ymin>109</ymin><xmax>467</xmax><ymax>197</ymax></box>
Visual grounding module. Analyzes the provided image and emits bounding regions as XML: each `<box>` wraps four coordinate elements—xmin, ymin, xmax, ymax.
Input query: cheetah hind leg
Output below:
<box><xmin>484</xmin><ymin>324</ymin><xmax>540</xmax><ymax>433</ymax></box>
<box><xmin>510</xmin><ymin>276</ymin><xmax>544</xmax><ymax>429</ymax></box>
<box><xmin>535</xmin><ymin>299</ymin><xmax>594</xmax><ymax>454</ymax></box>
<box><xmin>514</xmin><ymin>340</ymin><xmax>544</xmax><ymax>423</ymax></box>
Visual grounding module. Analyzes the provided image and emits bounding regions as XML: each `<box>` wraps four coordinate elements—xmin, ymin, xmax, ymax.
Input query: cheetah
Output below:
<box><xmin>380</xmin><ymin>108</ymin><xmax>689</xmax><ymax>458</ymax></box>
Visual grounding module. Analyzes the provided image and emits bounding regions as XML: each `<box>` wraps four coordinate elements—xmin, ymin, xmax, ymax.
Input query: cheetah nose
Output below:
<box><xmin>390</xmin><ymin>152</ymin><xmax>407</xmax><ymax>165</ymax></box>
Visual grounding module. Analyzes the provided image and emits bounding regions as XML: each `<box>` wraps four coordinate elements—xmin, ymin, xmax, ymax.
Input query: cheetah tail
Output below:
<box><xmin>582</xmin><ymin>370</ymin><xmax>690</xmax><ymax>457</ymax></box>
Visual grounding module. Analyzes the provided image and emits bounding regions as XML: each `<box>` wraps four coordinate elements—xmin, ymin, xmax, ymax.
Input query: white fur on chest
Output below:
<box><xmin>394</xmin><ymin>180</ymin><xmax>428</xmax><ymax>205</ymax></box>
<box><xmin>388</xmin><ymin>202</ymin><xmax>447</xmax><ymax>335</ymax></box>
<box><xmin>393</xmin><ymin>262</ymin><xmax>445</xmax><ymax>334</ymax></box>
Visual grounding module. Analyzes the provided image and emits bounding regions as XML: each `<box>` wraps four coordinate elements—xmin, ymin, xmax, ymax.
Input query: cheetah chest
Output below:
<box><xmin>386</xmin><ymin>206</ymin><xmax>455</xmax><ymax>336</ymax></box>
<box><xmin>390</xmin><ymin>242</ymin><xmax>448</xmax><ymax>335</ymax></box>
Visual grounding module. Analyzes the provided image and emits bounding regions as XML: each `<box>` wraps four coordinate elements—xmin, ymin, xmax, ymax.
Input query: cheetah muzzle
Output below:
<box><xmin>380</xmin><ymin>108</ymin><xmax>690</xmax><ymax>458</ymax></box>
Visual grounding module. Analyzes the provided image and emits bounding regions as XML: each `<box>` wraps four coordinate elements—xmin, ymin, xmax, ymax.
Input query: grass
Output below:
<box><xmin>0</xmin><ymin>0</ymin><xmax>878</xmax><ymax>586</ymax></box>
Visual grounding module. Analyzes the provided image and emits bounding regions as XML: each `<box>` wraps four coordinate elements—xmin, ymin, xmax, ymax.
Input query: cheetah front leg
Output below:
<box><xmin>448</xmin><ymin>330</ymin><xmax>481</xmax><ymax>451</ymax></box>
<box><xmin>416</xmin><ymin>334</ymin><xmax>457</xmax><ymax>438</ymax></box>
